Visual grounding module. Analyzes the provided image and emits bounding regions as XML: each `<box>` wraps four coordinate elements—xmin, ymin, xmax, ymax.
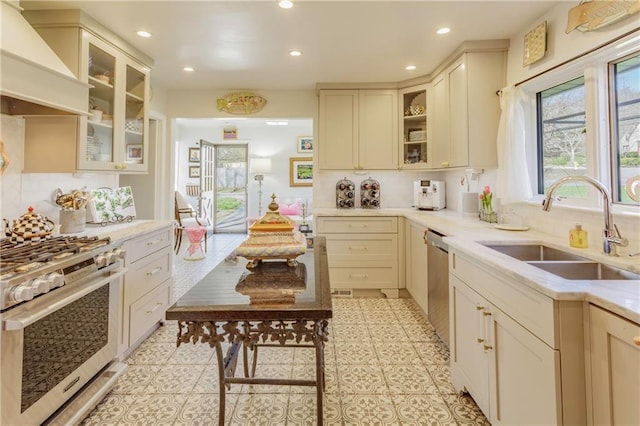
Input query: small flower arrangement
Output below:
<box><xmin>479</xmin><ymin>186</ymin><xmax>497</xmax><ymax>223</ymax></box>
<box><xmin>479</xmin><ymin>186</ymin><xmax>493</xmax><ymax>212</ymax></box>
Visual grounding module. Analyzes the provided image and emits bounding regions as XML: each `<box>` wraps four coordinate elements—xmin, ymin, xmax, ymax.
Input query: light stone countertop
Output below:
<box><xmin>69</xmin><ymin>219</ymin><xmax>174</xmax><ymax>244</ymax></box>
<box><xmin>314</xmin><ymin>207</ymin><xmax>640</xmax><ymax>324</ymax></box>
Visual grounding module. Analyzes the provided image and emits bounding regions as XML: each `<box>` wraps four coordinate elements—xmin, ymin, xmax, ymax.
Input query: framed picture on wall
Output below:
<box><xmin>297</xmin><ymin>136</ymin><xmax>313</xmax><ymax>153</ymax></box>
<box><xmin>189</xmin><ymin>166</ymin><xmax>200</xmax><ymax>178</ymax></box>
<box><xmin>189</xmin><ymin>147</ymin><xmax>200</xmax><ymax>163</ymax></box>
<box><xmin>223</xmin><ymin>127</ymin><xmax>238</xmax><ymax>140</ymax></box>
<box><xmin>289</xmin><ymin>157</ymin><xmax>313</xmax><ymax>187</ymax></box>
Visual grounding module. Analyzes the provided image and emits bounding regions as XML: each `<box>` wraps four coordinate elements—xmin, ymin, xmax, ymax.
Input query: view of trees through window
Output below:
<box><xmin>611</xmin><ymin>53</ymin><xmax>640</xmax><ymax>205</ymax></box>
<box><xmin>537</xmin><ymin>76</ymin><xmax>587</xmax><ymax>197</ymax></box>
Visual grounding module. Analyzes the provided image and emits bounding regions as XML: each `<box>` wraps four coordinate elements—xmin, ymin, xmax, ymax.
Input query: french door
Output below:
<box><xmin>212</xmin><ymin>143</ymin><xmax>248</xmax><ymax>233</ymax></box>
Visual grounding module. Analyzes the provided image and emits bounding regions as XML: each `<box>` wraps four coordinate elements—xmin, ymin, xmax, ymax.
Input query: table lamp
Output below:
<box><xmin>250</xmin><ymin>158</ymin><xmax>272</xmax><ymax>215</ymax></box>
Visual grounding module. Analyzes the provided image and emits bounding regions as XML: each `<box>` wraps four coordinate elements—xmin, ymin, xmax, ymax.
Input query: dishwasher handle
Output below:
<box><xmin>427</xmin><ymin>230</ymin><xmax>449</xmax><ymax>253</ymax></box>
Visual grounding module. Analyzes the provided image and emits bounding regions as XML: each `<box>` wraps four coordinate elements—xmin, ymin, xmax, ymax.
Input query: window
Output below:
<box><xmin>537</xmin><ymin>76</ymin><xmax>587</xmax><ymax>197</ymax></box>
<box><xmin>529</xmin><ymin>35</ymin><xmax>640</xmax><ymax>210</ymax></box>
<box><xmin>610</xmin><ymin>53</ymin><xmax>640</xmax><ymax>206</ymax></box>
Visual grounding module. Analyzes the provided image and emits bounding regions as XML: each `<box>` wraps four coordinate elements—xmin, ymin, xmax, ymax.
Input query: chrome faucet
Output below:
<box><xmin>542</xmin><ymin>176</ymin><xmax>628</xmax><ymax>255</ymax></box>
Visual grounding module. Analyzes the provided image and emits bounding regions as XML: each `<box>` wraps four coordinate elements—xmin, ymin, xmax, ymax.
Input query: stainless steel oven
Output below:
<box><xmin>0</xmin><ymin>236</ymin><xmax>128</xmax><ymax>425</ymax></box>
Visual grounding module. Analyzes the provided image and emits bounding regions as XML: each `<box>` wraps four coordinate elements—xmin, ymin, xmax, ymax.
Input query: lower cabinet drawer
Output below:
<box><xmin>126</xmin><ymin>227</ymin><xmax>172</xmax><ymax>264</ymax></box>
<box><xmin>325</xmin><ymin>234</ymin><xmax>397</xmax><ymax>267</ymax></box>
<box><xmin>317</xmin><ymin>216</ymin><xmax>398</xmax><ymax>234</ymax></box>
<box><xmin>129</xmin><ymin>280</ymin><xmax>169</xmax><ymax>346</ymax></box>
<box><xmin>329</xmin><ymin>266</ymin><xmax>398</xmax><ymax>289</ymax></box>
<box><xmin>125</xmin><ymin>248</ymin><xmax>171</xmax><ymax>303</ymax></box>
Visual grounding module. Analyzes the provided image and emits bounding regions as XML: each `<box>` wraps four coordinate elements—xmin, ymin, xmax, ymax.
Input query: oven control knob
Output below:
<box><xmin>112</xmin><ymin>248</ymin><xmax>126</xmax><ymax>260</ymax></box>
<box><xmin>95</xmin><ymin>254</ymin><xmax>108</xmax><ymax>268</ymax></box>
<box><xmin>46</xmin><ymin>272</ymin><xmax>65</xmax><ymax>288</ymax></box>
<box><xmin>106</xmin><ymin>251</ymin><xmax>119</xmax><ymax>265</ymax></box>
<box><xmin>10</xmin><ymin>285</ymin><xmax>34</xmax><ymax>303</ymax></box>
<box><xmin>30</xmin><ymin>278</ymin><xmax>50</xmax><ymax>295</ymax></box>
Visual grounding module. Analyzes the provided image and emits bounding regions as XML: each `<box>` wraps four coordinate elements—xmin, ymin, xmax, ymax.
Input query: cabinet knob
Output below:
<box><xmin>476</xmin><ymin>306</ymin><xmax>485</xmax><ymax>311</ymax></box>
<box><xmin>483</xmin><ymin>344</ymin><xmax>493</xmax><ymax>351</ymax></box>
<box><xmin>477</xmin><ymin>338</ymin><xmax>485</xmax><ymax>343</ymax></box>
<box><xmin>482</xmin><ymin>311</ymin><xmax>492</xmax><ymax>316</ymax></box>
<box><xmin>634</xmin><ymin>336</ymin><xmax>640</xmax><ymax>346</ymax></box>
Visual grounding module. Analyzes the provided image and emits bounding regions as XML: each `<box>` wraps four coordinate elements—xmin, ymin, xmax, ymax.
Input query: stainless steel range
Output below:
<box><xmin>0</xmin><ymin>236</ymin><xmax>128</xmax><ymax>425</ymax></box>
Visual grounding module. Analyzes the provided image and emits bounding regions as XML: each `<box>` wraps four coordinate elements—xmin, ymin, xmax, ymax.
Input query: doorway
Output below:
<box><xmin>212</xmin><ymin>143</ymin><xmax>248</xmax><ymax>233</ymax></box>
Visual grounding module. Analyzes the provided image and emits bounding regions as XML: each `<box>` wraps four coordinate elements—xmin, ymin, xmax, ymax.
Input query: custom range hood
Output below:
<box><xmin>0</xmin><ymin>0</ymin><xmax>88</xmax><ymax>115</ymax></box>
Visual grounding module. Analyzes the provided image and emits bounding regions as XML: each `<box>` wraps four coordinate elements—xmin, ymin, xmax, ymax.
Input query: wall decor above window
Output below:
<box><xmin>216</xmin><ymin>91</ymin><xmax>267</xmax><ymax>114</ymax></box>
<box><xmin>566</xmin><ymin>0</ymin><xmax>640</xmax><ymax>33</ymax></box>
<box><xmin>523</xmin><ymin>21</ymin><xmax>547</xmax><ymax>66</ymax></box>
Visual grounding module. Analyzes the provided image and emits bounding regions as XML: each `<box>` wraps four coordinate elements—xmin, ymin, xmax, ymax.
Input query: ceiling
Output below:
<box><xmin>21</xmin><ymin>1</ymin><xmax>560</xmax><ymax>92</ymax></box>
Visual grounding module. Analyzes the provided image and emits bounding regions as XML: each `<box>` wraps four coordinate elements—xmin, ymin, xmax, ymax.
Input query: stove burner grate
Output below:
<box><xmin>0</xmin><ymin>236</ymin><xmax>111</xmax><ymax>275</ymax></box>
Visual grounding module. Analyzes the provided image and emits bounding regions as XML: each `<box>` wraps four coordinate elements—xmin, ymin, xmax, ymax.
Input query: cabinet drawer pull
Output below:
<box><xmin>146</xmin><ymin>239</ymin><xmax>163</xmax><ymax>246</ymax></box>
<box><xmin>348</xmin><ymin>246</ymin><xmax>368</xmax><ymax>251</ymax></box>
<box><xmin>483</xmin><ymin>344</ymin><xmax>493</xmax><ymax>351</ymax></box>
<box><xmin>476</xmin><ymin>306</ymin><xmax>485</xmax><ymax>311</ymax></box>
<box><xmin>634</xmin><ymin>336</ymin><xmax>640</xmax><ymax>346</ymax></box>
<box><xmin>477</xmin><ymin>338</ymin><xmax>485</xmax><ymax>343</ymax></box>
<box><xmin>482</xmin><ymin>311</ymin><xmax>492</xmax><ymax>316</ymax></box>
<box><xmin>146</xmin><ymin>266</ymin><xmax>162</xmax><ymax>277</ymax></box>
<box><xmin>350</xmin><ymin>273</ymin><xmax>368</xmax><ymax>279</ymax></box>
<box><xmin>146</xmin><ymin>302</ymin><xmax>163</xmax><ymax>315</ymax></box>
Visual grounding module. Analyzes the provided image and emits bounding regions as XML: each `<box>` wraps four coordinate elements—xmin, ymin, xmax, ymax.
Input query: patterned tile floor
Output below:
<box><xmin>82</xmin><ymin>233</ymin><xmax>488</xmax><ymax>425</ymax></box>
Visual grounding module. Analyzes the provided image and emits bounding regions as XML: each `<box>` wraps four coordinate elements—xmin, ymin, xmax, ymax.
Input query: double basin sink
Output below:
<box><xmin>483</xmin><ymin>243</ymin><xmax>640</xmax><ymax>281</ymax></box>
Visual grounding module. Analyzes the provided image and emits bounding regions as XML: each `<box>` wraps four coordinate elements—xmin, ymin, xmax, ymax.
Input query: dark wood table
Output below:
<box><xmin>166</xmin><ymin>236</ymin><xmax>332</xmax><ymax>425</ymax></box>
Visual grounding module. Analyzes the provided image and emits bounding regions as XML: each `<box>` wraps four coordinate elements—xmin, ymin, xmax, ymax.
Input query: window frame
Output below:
<box><xmin>519</xmin><ymin>32</ymin><xmax>640</xmax><ymax>215</ymax></box>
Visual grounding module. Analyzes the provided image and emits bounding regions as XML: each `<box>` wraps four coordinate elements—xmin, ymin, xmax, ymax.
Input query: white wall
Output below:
<box><xmin>175</xmin><ymin>119</ymin><xmax>313</xmax><ymax>218</ymax></box>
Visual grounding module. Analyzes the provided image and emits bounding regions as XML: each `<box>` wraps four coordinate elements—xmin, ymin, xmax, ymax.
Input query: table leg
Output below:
<box><xmin>315</xmin><ymin>340</ymin><xmax>325</xmax><ymax>425</ymax></box>
<box><xmin>213</xmin><ymin>340</ymin><xmax>226</xmax><ymax>426</ymax></box>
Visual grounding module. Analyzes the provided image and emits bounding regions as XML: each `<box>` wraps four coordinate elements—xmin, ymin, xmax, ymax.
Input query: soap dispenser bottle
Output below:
<box><xmin>569</xmin><ymin>224</ymin><xmax>588</xmax><ymax>248</ymax></box>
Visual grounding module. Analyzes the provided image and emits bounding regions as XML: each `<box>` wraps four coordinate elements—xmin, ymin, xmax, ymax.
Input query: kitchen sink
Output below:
<box><xmin>528</xmin><ymin>261</ymin><xmax>640</xmax><ymax>281</ymax></box>
<box><xmin>483</xmin><ymin>243</ymin><xmax>588</xmax><ymax>261</ymax></box>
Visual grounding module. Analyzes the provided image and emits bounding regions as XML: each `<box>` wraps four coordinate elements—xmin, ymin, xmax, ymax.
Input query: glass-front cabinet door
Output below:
<box><xmin>78</xmin><ymin>32</ymin><xmax>149</xmax><ymax>173</ymax></box>
<box><xmin>123</xmin><ymin>63</ymin><xmax>148</xmax><ymax>172</ymax></box>
<box><xmin>84</xmin><ymin>40</ymin><xmax>116</xmax><ymax>168</ymax></box>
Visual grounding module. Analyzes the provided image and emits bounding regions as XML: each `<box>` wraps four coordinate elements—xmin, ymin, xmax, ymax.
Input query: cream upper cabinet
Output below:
<box><xmin>23</xmin><ymin>10</ymin><xmax>152</xmax><ymax>174</ymax></box>
<box><xmin>429</xmin><ymin>51</ymin><xmax>506</xmax><ymax>170</ymax></box>
<box><xmin>318</xmin><ymin>89</ymin><xmax>398</xmax><ymax>170</ymax></box>
<box><xmin>587</xmin><ymin>305</ymin><xmax>640</xmax><ymax>425</ymax></box>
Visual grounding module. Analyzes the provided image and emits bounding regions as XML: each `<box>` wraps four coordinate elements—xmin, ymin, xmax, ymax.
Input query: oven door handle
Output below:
<box><xmin>3</xmin><ymin>268</ymin><xmax>127</xmax><ymax>331</ymax></box>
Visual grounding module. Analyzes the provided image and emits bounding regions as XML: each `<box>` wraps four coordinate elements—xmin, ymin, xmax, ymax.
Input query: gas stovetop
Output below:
<box><xmin>0</xmin><ymin>236</ymin><xmax>124</xmax><ymax>311</ymax></box>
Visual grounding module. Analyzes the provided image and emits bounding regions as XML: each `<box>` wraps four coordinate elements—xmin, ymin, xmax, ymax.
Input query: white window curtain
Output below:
<box><xmin>496</xmin><ymin>85</ymin><xmax>534</xmax><ymax>204</ymax></box>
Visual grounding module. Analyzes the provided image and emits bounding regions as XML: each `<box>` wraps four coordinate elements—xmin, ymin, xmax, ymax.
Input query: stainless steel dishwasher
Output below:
<box><xmin>427</xmin><ymin>229</ymin><xmax>449</xmax><ymax>348</ymax></box>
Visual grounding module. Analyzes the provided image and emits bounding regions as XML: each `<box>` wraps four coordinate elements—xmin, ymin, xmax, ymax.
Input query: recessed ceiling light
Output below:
<box><xmin>289</xmin><ymin>50</ymin><xmax>302</xmax><ymax>57</ymax></box>
<box><xmin>405</xmin><ymin>65</ymin><xmax>417</xmax><ymax>71</ymax></box>
<box><xmin>279</xmin><ymin>0</ymin><xmax>293</xmax><ymax>9</ymax></box>
<box><xmin>436</xmin><ymin>27</ymin><xmax>451</xmax><ymax>35</ymax></box>
<box><xmin>183</xmin><ymin>66</ymin><xmax>194</xmax><ymax>72</ymax></box>
<box><xmin>136</xmin><ymin>30</ymin><xmax>151</xmax><ymax>38</ymax></box>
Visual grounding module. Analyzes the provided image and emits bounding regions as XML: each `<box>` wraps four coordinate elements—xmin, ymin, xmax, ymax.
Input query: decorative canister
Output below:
<box><xmin>360</xmin><ymin>177</ymin><xmax>381</xmax><ymax>209</ymax></box>
<box><xmin>59</xmin><ymin>209</ymin><xmax>86</xmax><ymax>234</ymax></box>
<box><xmin>335</xmin><ymin>178</ymin><xmax>355</xmax><ymax>208</ymax></box>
